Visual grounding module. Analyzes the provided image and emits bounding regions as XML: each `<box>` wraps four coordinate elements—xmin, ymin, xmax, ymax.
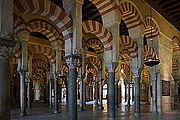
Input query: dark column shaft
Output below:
<box><xmin>0</xmin><ymin>56</ymin><xmax>10</xmax><ymax>120</ymax></box>
<box><xmin>125</xmin><ymin>84</ymin><xmax>127</xmax><ymax>102</ymax></box>
<box><xmin>99</xmin><ymin>79</ymin><xmax>104</xmax><ymax>109</ymax></box>
<box><xmin>54</xmin><ymin>76</ymin><xmax>59</xmax><ymax>113</ymax></box>
<box><xmin>27</xmin><ymin>81</ymin><xmax>32</xmax><ymax>109</ymax></box>
<box><xmin>108</xmin><ymin>72</ymin><xmax>115</xmax><ymax>118</ymax></box>
<box><xmin>68</xmin><ymin>67</ymin><xmax>77</xmax><ymax>120</ymax></box>
<box><xmin>135</xmin><ymin>76</ymin><xmax>140</xmax><ymax>117</ymax></box>
<box><xmin>19</xmin><ymin>71</ymin><xmax>27</xmax><ymax>116</ymax></box>
<box><xmin>49</xmin><ymin>79</ymin><xmax>52</xmax><ymax>107</ymax></box>
<box><xmin>80</xmin><ymin>77</ymin><xmax>84</xmax><ymax>110</ymax></box>
<box><xmin>115</xmin><ymin>81</ymin><xmax>119</xmax><ymax>107</ymax></box>
<box><xmin>127</xmin><ymin>82</ymin><xmax>131</xmax><ymax>106</ymax></box>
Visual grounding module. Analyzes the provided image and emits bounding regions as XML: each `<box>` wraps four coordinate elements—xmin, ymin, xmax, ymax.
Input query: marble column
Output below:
<box><xmin>127</xmin><ymin>82</ymin><xmax>131</xmax><ymax>106</ymax></box>
<box><xmin>65</xmin><ymin>54</ymin><xmax>81</xmax><ymax>120</ymax></box>
<box><xmin>18</xmin><ymin>32</ymin><xmax>29</xmax><ymax>116</ymax></box>
<box><xmin>0</xmin><ymin>37</ymin><xmax>16</xmax><ymax>120</ymax></box>
<box><xmin>94</xmin><ymin>79</ymin><xmax>99</xmax><ymax>106</ymax></box>
<box><xmin>132</xmin><ymin>84</ymin><xmax>134</xmax><ymax>102</ymax></box>
<box><xmin>125</xmin><ymin>84</ymin><xmax>127</xmax><ymax>102</ymax></box>
<box><xmin>156</xmin><ymin>70</ymin><xmax>162</xmax><ymax>114</ymax></box>
<box><xmin>150</xmin><ymin>67</ymin><xmax>157</xmax><ymax>113</ymax></box>
<box><xmin>134</xmin><ymin>72</ymin><xmax>141</xmax><ymax>117</ymax></box>
<box><xmin>19</xmin><ymin>70</ymin><xmax>28</xmax><ymax>116</ymax></box>
<box><xmin>53</xmin><ymin>74</ymin><xmax>59</xmax><ymax>113</ymax></box>
<box><xmin>115</xmin><ymin>80</ymin><xmax>119</xmax><ymax>107</ymax></box>
<box><xmin>99</xmin><ymin>79</ymin><xmax>104</xmax><ymax>109</ymax></box>
<box><xmin>79</xmin><ymin>72</ymin><xmax>84</xmax><ymax>111</ymax></box>
<box><xmin>48</xmin><ymin>77</ymin><xmax>53</xmax><ymax>107</ymax></box>
<box><xmin>107</xmin><ymin>62</ymin><xmax>118</xmax><ymax>118</ymax></box>
<box><xmin>27</xmin><ymin>77</ymin><xmax>32</xmax><ymax>109</ymax></box>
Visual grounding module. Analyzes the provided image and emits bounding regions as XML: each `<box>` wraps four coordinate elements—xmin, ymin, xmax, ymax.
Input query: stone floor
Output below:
<box><xmin>11</xmin><ymin>102</ymin><xmax>180</xmax><ymax>120</ymax></box>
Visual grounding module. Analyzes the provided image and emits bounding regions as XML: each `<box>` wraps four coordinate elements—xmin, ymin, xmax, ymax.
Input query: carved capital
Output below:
<box><xmin>106</xmin><ymin>62</ymin><xmax>118</xmax><ymax>72</ymax></box>
<box><xmin>17</xmin><ymin>68</ymin><xmax>28</xmax><ymax>75</ymax></box>
<box><xmin>65</xmin><ymin>54</ymin><xmax>81</xmax><ymax>69</ymax></box>
<box><xmin>0</xmin><ymin>37</ymin><xmax>16</xmax><ymax>60</ymax></box>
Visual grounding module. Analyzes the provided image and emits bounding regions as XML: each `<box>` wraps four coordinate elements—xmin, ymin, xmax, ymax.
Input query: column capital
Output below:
<box><xmin>65</xmin><ymin>54</ymin><xmax>82</xmax><ymax>69</ymax></box>
<box><xmin>18</xmin><ymin>69</ymin><xmax>28</xmax><ymax>75</ymax></box>
<box><xmin>0</xmin><ymin>37</ymin><xmax>16</xmax><ymax>60</ymax></box>
<box><xmin>106</xmin><ymin>62</ymin><xmax>118</xmax><ymax>72</ymax></box>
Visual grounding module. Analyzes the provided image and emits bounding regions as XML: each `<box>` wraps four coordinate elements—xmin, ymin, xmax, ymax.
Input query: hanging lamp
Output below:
<box><xmin>144</xmin><ymin>1</ymin><xmax>160</xmax><ymax>67</ymax></box>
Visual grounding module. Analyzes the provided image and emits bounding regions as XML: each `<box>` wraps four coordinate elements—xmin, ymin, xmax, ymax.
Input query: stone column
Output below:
<box><xmin>127</xmin><ymin>82</ymin><xmax>131</xmax><ymax>106</ymax></box>
<box><xmin>79</xmin><ymin>69</ymin><xmax>84</xmax><ymax>111</ymax></box>
<box><xmin>49</xmin><ymin>77</ymin><xmax>53</xmax><ymax>107</ymax></box>
<box><xmin>94</xmin><ymin>77</ymin><xmax>99</xmax><ymax>106</ymax></box>
<box><xmin>0</xmin><ymin>37</ymin><xmax>16</xmax><ymax>120</ymax></box>
<box><xmin>106</xmin><ymin>62</ymin><xmax>118</xmax><ymax>118</ymax></box>
<box><xmin>27</xmin><ymin>77</ymin><xmax>32</xmax><ymax>109</ymax></box>
<box><xmin>99</xmin><ymin>78</ymin><xmax>104</xmax><ymax>109</ymax></box>
<box><xmin>115</xmin><ymin>80</ymin><xmax>119</xmax><ymax>107</ymax></box>
<box><xmin>156</xmin><ymin>70</ymin><xmax>162</xmax><ymax>114</ymax></box>
<box><xmin>79</xmin><ymin>47</ymin><xmax>87</xmax><ymax>111</ymax></box>
<box><xmin>132</xmin><ymin>84</ymin><xmax>134</xmax><ymax>102</ymax></box>
<box><xmin>17</xmin><ymin>34</ymin><xmax>29</xmax><ymax>116</ymax></box>
<box><xmin>150</xmin><ymin>67</ymin><xmax>157</xmax><ymax>113</ymax></box>
<box><xmin>134</xmin><ymin>71</ymin><xmax>141</xmax><ymax>117</ymax></box>
<box><xmin>53</xmin><ymin>73</ymin><xmax>59</xmax><ymax>113</ymax></box>
<box><xmin>125</xmin><ymin>84</ymin><xmax>127</xmax><ymax>102</ymax></box>
<box><xmin>65</xmin><ymin>54</ymin><xmax>81</xmax><ymax>120</ymax></box>
<box><xmin>19</xmin><ymin>70</ymin><xmax>27</xmax><ymax>116</ymax></box>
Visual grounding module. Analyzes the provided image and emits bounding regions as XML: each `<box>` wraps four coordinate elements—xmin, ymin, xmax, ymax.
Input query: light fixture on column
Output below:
<box><xmin>144</xmin><ymin>1</ymin><xmax>160</xmax><ymax>67</ymax></box>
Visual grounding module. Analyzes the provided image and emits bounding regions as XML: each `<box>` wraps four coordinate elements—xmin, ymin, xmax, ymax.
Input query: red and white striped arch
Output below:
<box><xmin>14</xmin><ymin>0</ymin><xmax>72</xmax><ymax>41</ymax></box>
<box><xmin>82</xmin><ymin>20</ymin><xmax>113</xmax><ymax>51</ymax></box>
<box><xmin>89</xmin><ymin>0</ymin><xmax>118</xmax><ymax>16</ymax></box>
<box><xmin>119</xmin><ymin>1</ymin><xmax>142</xmax><ymax>29</ymax></box>
<box><xmin>120</xmin><ymin>35</ymin><xmax>138</xmax><ymax>58</ymax></box>
<box><xmin>172</xmin><ymin>58</ymin><xmax>178</xmax><ymax>72</ymax></box>
<box><xmin>87</xmin><ymin>56</ymin><xmax>102</xmax><ymax>70</ymax></box>
<box><xmin>172</xmin><ymin>36</ymin><xmax>180</xmax><ymax>51</ymax></box>
<box><xmin>29</xmin><ymin>45</ymin><xmax>56</xmax><ymax>63</ymax></box>
<box><xmin>84</xmin><ymin>38</ymin><xmax>104</xmax><ymax>53</ymax></box>
<box><xmin>32</xmin><ymin>59</ymin><xmax>48</xmax><ymax>70</ymax></box>
<box><xmin>143</xmin><ymin>17</ymin><xmax>159</xmax><ymax>39</ymax></box>
<box><xmin>26</xmin><ymin>19</ymin><xmax>62</xmax><ymax>43</ymax></box>
<box><xmin>144</xmin><ymin>45</ymin><xmax>156</xmax><ymax>60</ymax></box>
<box><xmin>121</xmin><ymin>63</ymin><xmax>130</xmax><ymax>78</ymax></box>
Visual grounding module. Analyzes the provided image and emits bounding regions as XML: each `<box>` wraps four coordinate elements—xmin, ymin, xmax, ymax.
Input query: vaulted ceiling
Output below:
<box><xmin>145</xmin><ymin>0</ymin><xmax>180</xmax><ymax>31</ymax></box>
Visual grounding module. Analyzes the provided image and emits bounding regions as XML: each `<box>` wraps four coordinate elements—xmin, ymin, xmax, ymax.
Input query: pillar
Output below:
<box><xmin>156</xmin><ymin>70</ymin><xmax>162</xmax><ymax>114</ymax></box>
<box><xmin>17</xmin><ymin>32</ymin><xmax>29</xmax><ymax>116</ymax></box>
<box><xmin>94</xmin><ymin>78</ymin><xmax>99</xmax><ymax>106</ymax></box>
<box><xmin>0</xmin><ymin>37</ymin><xmax>16</xmax><ymax>120</ymax></box>
<box><xmin>150</xmin><ymin>67</ymin><xmax>157</xmax><ymax>113</ymax></box>
<box><xmin>134</xmin><ymin>71</ymin><xmax>141</xmax><ymax>117</ymax></box>
<box><xmin>53</xmin><ymin>74</ymin><xmax>59</xmax><ymax>113</ymax></box>
<box><xmin>65</xmin><ymin>54</ymin><xmax>81</xmax><ymax>120</ymax></box>
<box><xmin>99</xmin><ymin>78</ymin><xmax>104</xmax><ymax>109</ymax></box>
<box><xmin>132</xmin><ymin>84</ymin><xmax>134</xmax><ymax>102</ymax></box>
<box><xmin>125</xmin><ymin>84</ymin><xmax>127</xmax><ymax>102</ymax></box>
<box><xmin>127</xmin><ymin>82</ymin><xmax>131</xmax><ymax>106</ymax></box>
<box><xmin>49</xmin><ymin>77</ymin><xmax>53</xmax><ymax>107</ymax></box>
<box><xmin>79</xmin><ymin>69</ymin><xmax>84</xmax><ymax>111</ymax></box>
<box><xmin>106</xmin><ymin>62</ymin><xmax>118</xmax><ymax>118</ymax></box>
<box><xmin>27</xmin><ymin>77</ymin><xmax>32</xmax><ymax>109</ymax></box>
<box><xmin>115</xmin><ymin>80</ymin><xmax>119</xmax><ymax>107</ymax></box>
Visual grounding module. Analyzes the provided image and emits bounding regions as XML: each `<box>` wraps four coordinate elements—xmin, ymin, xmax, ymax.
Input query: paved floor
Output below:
<box><xmin>11</xmin><ymin>102</ymin><xmax>180</xmax><ymax>120</ymax></box>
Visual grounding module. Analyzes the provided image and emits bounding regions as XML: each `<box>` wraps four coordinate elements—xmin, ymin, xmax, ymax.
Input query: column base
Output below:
<box><xmin>134</xmin><ymin>113</ymin><xmax>140</xmax><ymax>118</ymax></box>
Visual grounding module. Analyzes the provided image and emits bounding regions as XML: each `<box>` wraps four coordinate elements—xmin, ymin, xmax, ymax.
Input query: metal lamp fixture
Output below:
<box><xmin>144</xmin><ymin>2</ymin><xmax>160</xmax><ymax>67</ymax></box>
